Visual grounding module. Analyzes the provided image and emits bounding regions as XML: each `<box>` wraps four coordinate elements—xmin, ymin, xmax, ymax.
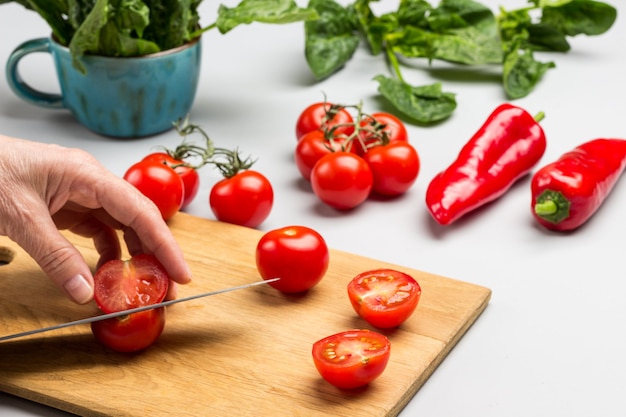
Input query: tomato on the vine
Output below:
<box><xmin>312</xmin><ymin>329</ymin><xmax>391</xmax><ymax>389</ymax></box>
<box><xmin>143</xmin><ymin>152</ymin><xmax>200</xmax><ymax>209</ymax></box>
<box><xmin>91</xmin><ymin>254</ymin><xmax>170</xmax><ymax>352</ymax></box>
<box><xmin>296</xmin><ymin>102</ymin><xmax>355</xmax><ymax>141</ymax></box>
<box><xmin>123</xmin><ymin>160</ymin><xmax>184</xmax><ymax>221</ymax></box>
<box><xmin>256</xmin><ymin>225</ymin><xmax>329</xmax><ymax>293</ymax></box>
<box><xmin>363</xmin><ymin>142</ymin><xmax>420</xmax><ymax>197</ymax></box>
<box><xmin>295</xmin><ymin>130</ymin><xmax>356</xmax><ymax>182</ymax></box>
<box><xmin>210</xmin><ymin>170</ymin><xmax>274</xmax><ymax>228</ymax></box>
<box><xmin>347</xmin><ymin>269</ymin><xmax>421</xmax><ymax>329</ymax></box>
<box><xmin>310</xmin><ymin>152</ymin><xmax>373</xmax><ymax>210</ymax></box>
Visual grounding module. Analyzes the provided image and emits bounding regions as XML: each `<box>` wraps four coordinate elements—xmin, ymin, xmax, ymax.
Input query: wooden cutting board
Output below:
<box><xmin>0</xmin><ymin>213</ymin><xmax>490</xmax><ymax>417</ymax></box>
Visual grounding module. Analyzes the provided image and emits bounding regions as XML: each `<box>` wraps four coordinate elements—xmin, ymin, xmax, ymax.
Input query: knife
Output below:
<box><xmin>0</xmin><ymin>278</ymin><xmax>279</xmax><ymax>343</ymax></box>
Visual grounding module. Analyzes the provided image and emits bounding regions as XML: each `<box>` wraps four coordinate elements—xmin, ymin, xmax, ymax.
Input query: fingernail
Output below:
<box><xmin>64</xmin><ymin>274</ymin><xmax>94</xmax><ymax>304</ymax></box>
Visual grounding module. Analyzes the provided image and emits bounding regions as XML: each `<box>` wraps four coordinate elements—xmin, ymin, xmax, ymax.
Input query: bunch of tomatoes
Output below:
<box><xmin>255</xmin><ymin>225</ymin><xmax>421</xmax><ymax>390</ymax></box>
<box><xmin>295</xmin><ymin>101</ymin><xmax>420</xmax><ymax>209</ymax></box>
<box><xmin>123</xmin><ymin>120</ymin><xmax>274</xmax><ymax>228</ymax></box>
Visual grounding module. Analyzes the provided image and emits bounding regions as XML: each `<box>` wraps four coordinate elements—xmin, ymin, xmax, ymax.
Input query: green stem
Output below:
<box><xmin>534</xmin><ymin>190</ymin><xmax>571</xmax><ymax>224</ymax></box>
<box><xmin>534</xmin><ymin>199</ymin><xmax>557</xmax><ymax>216</ymax></box>
<box><xmin>534</xmin><ymin>111</ymin><xmax>545</xmax><ymax>123</ymax></box>
<box><xmin>385</xmin><ymin>46</ymin><xmax>404</xmax><ymax>82</ymax></box>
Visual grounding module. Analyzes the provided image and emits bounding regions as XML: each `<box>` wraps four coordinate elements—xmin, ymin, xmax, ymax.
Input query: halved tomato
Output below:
<box><xmin>91</xmin><ymin>308</ymin><xmax>166</xmax><ymax>353</ymax></box>
<box><xmin>312</xmin><ymin>329</ymin><xmax>391</xmax><ymax>389</ymax></box>
<box><xmin>93</xmin><ymin>254</ymin><xmax>170</xmax><ymax>314</ymax></box>
<box><xmin>347</xmin><ymin>269</ymin><xmax>421</xmax><ymax>329</ymax></box>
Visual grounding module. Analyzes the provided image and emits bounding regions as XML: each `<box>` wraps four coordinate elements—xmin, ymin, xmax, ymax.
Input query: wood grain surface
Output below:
<box><xmin>0</xmin><ymin>213</ymin><xmax>491</xmax><ymax>417</ymax></box>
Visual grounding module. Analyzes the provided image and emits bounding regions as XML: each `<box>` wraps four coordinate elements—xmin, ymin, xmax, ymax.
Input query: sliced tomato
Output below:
<box><xmin>312</xmin><ymin>329</ymin><xmax>391</xmax><ymax>389</ymax></box>
<box><xmin>91</xmin><ymin>307</ymin><xmax>166</xmax><ymax>353</ymax></box>
<box><xmin>347</xmin><ymin>269</ymin><xmax>421</xmax><ymax>329</ymax></box>
<box><xmin>93</xmin><ymin>254</ymin><xmax>170</xmax><ymax>314</ymax></box>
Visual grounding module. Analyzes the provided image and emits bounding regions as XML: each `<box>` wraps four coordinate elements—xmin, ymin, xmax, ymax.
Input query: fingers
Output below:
<box><xmin>14</xmin><ymin>212</ymin><xmax>95</xmax><ymax>305</ymax></box>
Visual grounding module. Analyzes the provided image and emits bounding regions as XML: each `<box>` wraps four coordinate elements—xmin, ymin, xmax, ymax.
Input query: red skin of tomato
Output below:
<box><xmin>312</xmin><ymin>329</ymin><xmax>391</xmax><ymax>389</ymax></box>
<box><xmin>295</xmin><ymin>102</ymin><xmax>355</xmax><ymax>141</ymax></box>
<box><xmin>310</xmin><ymin>152</ymin><xmax>373</xmax><ymax>210</ymax></box>
<box><xmin>363</xmin><ymin>142</ymin><xmax>420</xmax><ymax>197</ymax></box>
<box><xmin>209</xmin><ymin>170</ymin><xmax>274</xmax><ymax>228</ymax></box>
<box><xmin>142</xmin><ymin>152</ymin><xmax>200</xmax><ymax>209</ymax></box>
<box><xmin>357</xmin><ymin>112</ymin><xmax>409</xmax><ymax>155</ymax></box>
<box><xmin>255</xmin><ymin>226</ymin><xmax>329</xmax><ymax>293</ymax></box>
<box><xmin>91</xmin><ymin>307</ymin><xmax>166</xmax><ymax>353</ymax></box>
<box><xmin>347</xmin><ymin>269</ymin><xmax>421</xmax><ymax>329</ymax></box>
<box><xmin>295</xmin><ymin>130</ymin><xmax>356</xmax><ymax>182</ymax></box>
<box><xmin>123</xmin><ymin>160</ymin><xmax>184</xmax><ymax>221</ymax></box>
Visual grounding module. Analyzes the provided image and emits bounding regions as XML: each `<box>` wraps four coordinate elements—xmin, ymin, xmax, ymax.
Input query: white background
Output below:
<box><xmin>1</xmin><ymin>0</ymin><xmax>625</xmax><ymax>416</ymax></box>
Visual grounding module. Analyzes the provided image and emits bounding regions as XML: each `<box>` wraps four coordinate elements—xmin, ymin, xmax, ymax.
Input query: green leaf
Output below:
<box><xmin>216</xmin><ymin>0</ymin><xmax>318</xmax><ymax>34</ymax></box>
<box><xmin>21</xmin><ymin>0</ymin><xmax>74</xmax><ymax>44</ymax></box>
<box><xmin>304</xmin><ymin>0</ymin><xmax>360</xmax><ymax>80</ymax></box>
<box><xmin>502</xmin><ymin>39</ymin><xmax>555</xmax><ymax>99</ymax></box>
<box><xmin>541</xmin><ymin>0</ymin><xmax>617</xmax><ymax>36</ymax></box>
<box><xmin>374</xmin><ymin>75</ymin><xmax>457</xmax><ymax>123</ymax></box>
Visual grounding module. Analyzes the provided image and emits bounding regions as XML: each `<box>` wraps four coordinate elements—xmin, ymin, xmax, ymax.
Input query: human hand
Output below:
<box><xmin>0</xmin><ymin>135</ymin><xmax>192</xmax><ymax>304</ymax></box>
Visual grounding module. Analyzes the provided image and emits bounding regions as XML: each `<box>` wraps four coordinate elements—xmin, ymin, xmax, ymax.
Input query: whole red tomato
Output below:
<box><xmin>123</xmin><ymin>160</ymin><xmax>184</xmax><ymax>221</ymax></box>
<box><xmin>210</xmin><ymin>170</ymin><xmax>274</xmax><ymax>228</ymax></box>
<box><xmin>310</xmin><ymin>152</ymin><xmax>373</xmax><ymax>210</ymax></box>
<box><xmin>363</xmin><ymin>142</ymin><xmax>420</xmax><ymax>197</ymax></box>
<box><xmin>347</xmin><ymin>269</ymin><xmax>421</xmax><ymax>329</ymax></box>
<box><xmin>91</xmin><ymin>308</ymin><xmax>166</xmax><ymax>353</ymax></box>
<box><xmin>356</xmin><ymin>112</ymin><xmax>409</xmax><ymax>155</ymax></box>
<box><xmin>255</xmin><ymin>225</ymin><xmax>329</xmax><ymax>293</ymax></box>
<box><xmin>91</xmin><ymin>254</ymin><xmax>170</xmax><ymax>352</ymax></box>
<box><xmin>142</xmin><ymin>152</ymin><xmax>200</xmax><ymax>209</ymax></box>
<box><xmin>296</xmin><ymin>102</ymin><xmax>355</xmax><ymax>140</ymax></box>
<box><xmin>312</xmin><ymin>329</ymin><xmax>391</xmax><ymax>389</ymax></box>
<box><xmin>295</xmin><ymin>130</ymin><xmax>356</xmax><ymax>182</ymax></box>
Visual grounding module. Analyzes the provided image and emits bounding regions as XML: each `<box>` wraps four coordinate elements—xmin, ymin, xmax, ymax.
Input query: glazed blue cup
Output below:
<box><xmin>5</xmin><ymin>36</ymin><xmax>201</xmax><ymax>138</ymax></box>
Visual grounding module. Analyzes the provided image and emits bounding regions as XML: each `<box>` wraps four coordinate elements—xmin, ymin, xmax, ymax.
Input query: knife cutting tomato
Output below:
<box><xmin>91</xmin><ymin>254</ymin><xmax>170</xmax><ymax>352</ymax></box>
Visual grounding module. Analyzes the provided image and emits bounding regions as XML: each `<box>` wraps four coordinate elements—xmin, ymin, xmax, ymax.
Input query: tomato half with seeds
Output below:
<box><xmin>312</xmin><ymin>329</ymin><xmax>391</xmax><ymax>389</ymax></box>
<box><xmin>93</xmin><ymin>254</ymin><xmax>170</xmax><ymax>314</ymax></box>
<box><xmin>347</xmin><ymin>269</ymin><xmax>421</xmax><ymax>329</ymax></box>
<box><xmin>296</xmin><ymin>102</ymin><xmax>355</xmax><ymax>140</ymax></box>
<box><xmin>256</xmin><ymin>225</ymin><xmax>329</xmax><ymax>293</ymax></box>
<box><xmin>142</xmin><ymin>152</ymin><xmax>200</xmax><ymax>209</ymax></box>
<box><xmin>91</xmin><ymin>307</ymin><xmax>166</xmax><ymax>353</ymax></box>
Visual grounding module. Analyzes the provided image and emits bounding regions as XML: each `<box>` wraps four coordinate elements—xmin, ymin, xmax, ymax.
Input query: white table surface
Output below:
<box><xmin>1</xmin><ymin>1</ymin><xmax>625</xmax><ymax>416</ymax></box>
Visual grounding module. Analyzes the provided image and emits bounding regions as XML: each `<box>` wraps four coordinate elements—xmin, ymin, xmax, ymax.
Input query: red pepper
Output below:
<box><xmin>426</xmin><ymin>103</ymin><xmax>546</xmax><ymax>225</ymax></box>
<box><xmin>531</xmin><ymin>138</ymin><xmax>626</xmax><ymax>231</ymax></box>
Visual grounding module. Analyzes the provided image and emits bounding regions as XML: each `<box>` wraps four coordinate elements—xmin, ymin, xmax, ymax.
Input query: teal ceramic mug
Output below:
<box><xmin>5</xmin><ymin>36</ymin><xmax>201</xmax><ymax>138</ymax></box>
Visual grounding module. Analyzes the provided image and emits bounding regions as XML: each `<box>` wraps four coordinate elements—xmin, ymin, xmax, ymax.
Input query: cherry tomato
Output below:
<box><xmin>256</xmin><ymin>225</ymin><xmax>329</xmax><ymax>293</ymax></box>
<box><xmin>91</xmin><ymin>307</ymin><xmax>166</xmax><ymax>353</ymax></box>
<box><xmin>310</xmin><ymin>152</ymin><xmax>373</xmax><ymax>210</ymax></box>
<box><xmin>123</xmin><ymin>160</ymin><xmax>184</xmax><ymax>220</ymax></box>
<box><xmin>312</xmin><ymin>329</ymin><xmax>391</xmax><ymax>389</ymax></box>
<box><xmin>295</xmin><ymin>130</ymin><xmax>356</xmax><ymax>182</ymax></box>
<box><xmin>363</xmin><ymin>142</ymin><xmax>420</xmax><ymax>197</ymax></box>
<box><xmin>347</xmin><ymin>269</ymin><xmax>421</xmax><ymax>329</ymax></box>
<box><xmin>143</xmin><ymin>152</ymin><xmax>200</xmax><ymax>209</ymax></box>
<box><xmin>93</xmin><ymin>254</ymin><xmax>170</xmax><ymax>314</ymax></box>
<box><xmin>209</xmin><ymin>170</ymin><xmax>274</xmax><ymax>228</ymax></box>
<box><xmin>296</xmin><ymin>102</ymin><xmax>355</xmax><ymax>141</ymax></box>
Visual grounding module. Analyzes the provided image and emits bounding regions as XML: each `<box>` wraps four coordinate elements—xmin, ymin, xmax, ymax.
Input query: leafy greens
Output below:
<box><xmin>304</xmin><ymin>0</ymin><xmax>617</xmax><ymax>123</ymax></box>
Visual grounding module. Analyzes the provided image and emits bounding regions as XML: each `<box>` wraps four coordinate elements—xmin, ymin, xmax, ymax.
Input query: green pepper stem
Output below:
<box><xmin>534</xmin><ymin>200</ymin><xmax>557</xmax><ymax>216</ymax></box>
<box><xmin>533</xmin><ymin>111</ymin><xmax>545</xmax><ymax>123</ymax></box>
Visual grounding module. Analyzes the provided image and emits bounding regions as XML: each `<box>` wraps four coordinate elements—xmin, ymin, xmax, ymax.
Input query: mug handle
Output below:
<box><xmin>5</xmin><ymin>37</ymin><xmax>64</xmax><ymax>109</ymax></box>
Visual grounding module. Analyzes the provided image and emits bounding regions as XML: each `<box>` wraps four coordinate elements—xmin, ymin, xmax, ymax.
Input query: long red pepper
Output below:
<box><xmin>426</xmin><ymin>103</ymin><xmax>546</xmax><ymax>225</ymax></box>
<box><xmin>531</xmin><ymin>138</ymin><xmax>626</xmax><ymax>231</ymax></box>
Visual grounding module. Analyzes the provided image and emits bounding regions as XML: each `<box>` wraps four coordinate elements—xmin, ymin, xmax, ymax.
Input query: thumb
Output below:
<box><xmin>14</xmin><ymin>219</ymin><xmax>95</xmax><ymax>305</ymax></box>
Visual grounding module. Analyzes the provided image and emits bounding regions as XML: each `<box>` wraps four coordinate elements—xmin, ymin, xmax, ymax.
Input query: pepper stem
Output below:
<box><xmin>533</xmin><ymin>111</ymin><xmax>545</xmax><ymax>123</ymax></box>
<box><xmin>534</xmin><ymin>190</ymin><xmax>570</xmax><ymax>224</ymax></box>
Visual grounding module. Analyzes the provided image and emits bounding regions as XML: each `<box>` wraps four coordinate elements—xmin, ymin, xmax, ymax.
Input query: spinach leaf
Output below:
<box><xmin>541</xmin><ymin>0</ymin><xmax>617</xmax><ymax>36</ymax></box>
<box><xmin>502</xmin><ymin>38</ymin><xmax>555</xmax><ymax>99</ymax></box>
<box><xmin>143</xmin><ymin>0</ymin><xmax>201</xmax><ymax>50</ymax></box>
<box><xmin>20</xmin><ymin>0</ymin><xmax>74</xmax><ymax>45</ymax></box>
<box><xmin>216</xmin><ymin>0</ymin><xmax>318</xmax><ymax>34</ymax></box>
<box><xmin>374</xmin><ymin>75</ymin><xmax>456</xmax><ymax>123</ymax></box>
<box><xmin>304</xmin><ymin>0</ymin><xmax>360</xmax><ymax>80</ymax></box>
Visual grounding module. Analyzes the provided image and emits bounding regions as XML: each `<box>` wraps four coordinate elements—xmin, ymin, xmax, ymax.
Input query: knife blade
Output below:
<box><xmin>0</xmin><ymin>278</ymin><xmax>279</xmax><ymax>343</ymax></box>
